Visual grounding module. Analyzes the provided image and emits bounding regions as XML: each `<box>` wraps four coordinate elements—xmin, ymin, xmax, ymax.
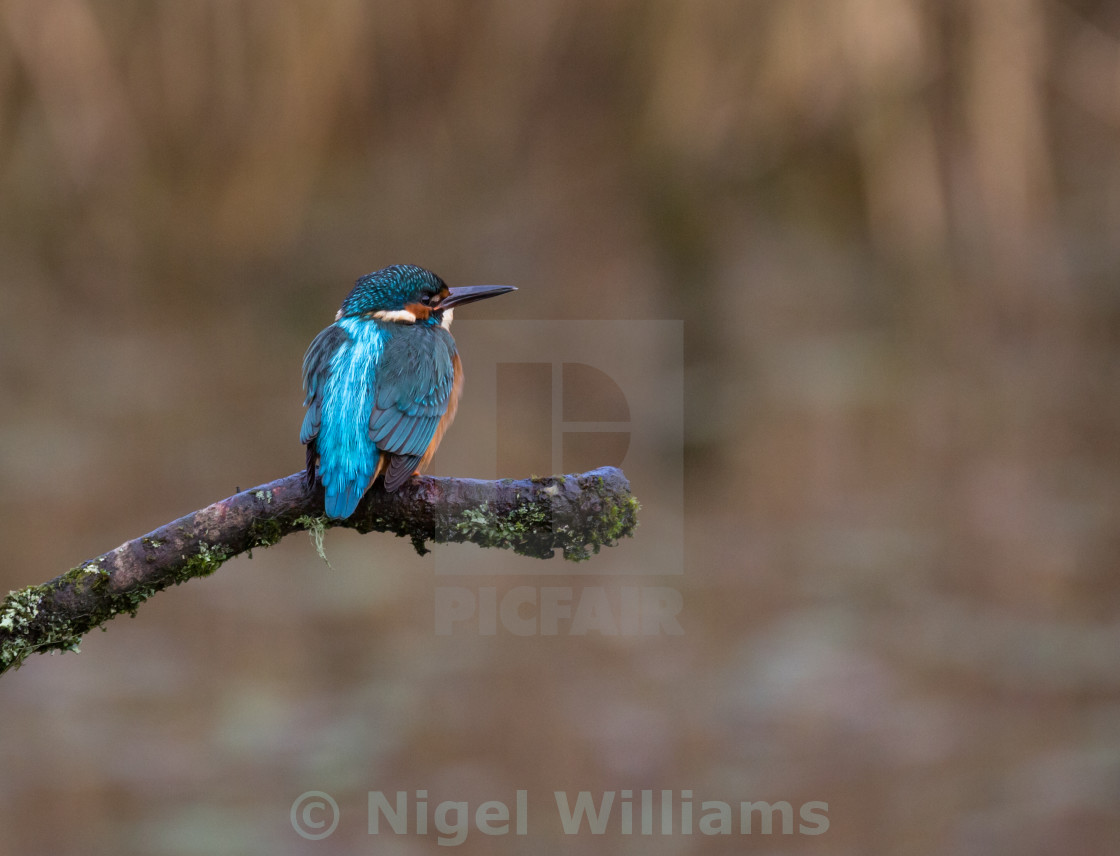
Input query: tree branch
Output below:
<box><xmin>0</xmin><ymin>467</ymin><xmax>638</xmax><ymax>674</ymax></box>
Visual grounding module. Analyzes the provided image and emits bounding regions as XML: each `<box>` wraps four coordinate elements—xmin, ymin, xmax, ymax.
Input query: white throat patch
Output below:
<box><xmin>371</xmin><ymin>309</ymin><xmax>419</xmax><ymax>324</ymax></box>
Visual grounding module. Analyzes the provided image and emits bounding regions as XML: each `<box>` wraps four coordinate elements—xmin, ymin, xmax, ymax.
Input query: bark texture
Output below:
<box><xmin>0</xmin><ymin>467</ymin><xmax>638</xmax><ymax>674</ymax></box>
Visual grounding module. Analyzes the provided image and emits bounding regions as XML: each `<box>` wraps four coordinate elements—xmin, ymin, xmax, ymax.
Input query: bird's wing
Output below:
<box><xmin>300</xmin><ymin>323</ymin><xmax>350</xmax><ymax>449</ymax></box>
<box><xmin>369</xmin><ymin>326</ymin><xmax>458</xmax><ymax>491</ymax></box>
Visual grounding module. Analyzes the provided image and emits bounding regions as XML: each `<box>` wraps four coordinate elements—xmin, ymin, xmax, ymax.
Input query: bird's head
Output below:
<box><xmin>336</xmin><ymin>264</ymin><xmax>515</xmax><ymax>326</ymax></box>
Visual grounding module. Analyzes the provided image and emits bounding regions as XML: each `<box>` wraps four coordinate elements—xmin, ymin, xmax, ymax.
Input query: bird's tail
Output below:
<box><xmin>324</xmin><ymin>479</ymin><xmax>369</xmax><ymax>519</ymax></box>
<box><xmin>307</xmin><ymin>438</ymin><xmax>370</xmax><ymax>519</ymax></box>
<box><xmin>322</xmin><ymin>455</ymin><xmax>384</xmax><ymax>519</ymax></box>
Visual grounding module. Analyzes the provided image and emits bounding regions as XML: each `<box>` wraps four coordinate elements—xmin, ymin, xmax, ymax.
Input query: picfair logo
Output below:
<box><xmin>496</xmin><ymin>361</ymin><xmax>631</xmax><ymax>476</ymax></box>
<box><xmin>432</xmin><ymin>321</ymin><xmax>683</xmax><ymax>578</ymax></box>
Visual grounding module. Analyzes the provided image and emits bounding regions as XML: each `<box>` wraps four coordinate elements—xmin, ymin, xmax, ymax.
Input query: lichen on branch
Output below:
<box><xmin>0</xmin><ymin>467</ymin><xmax>638</xmax><ymax>675</ymax></box>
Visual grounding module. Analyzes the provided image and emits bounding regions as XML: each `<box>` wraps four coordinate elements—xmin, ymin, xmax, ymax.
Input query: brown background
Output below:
<box><xmin>1</xmin><ymin>1</ymin><xmax>1119</xmax><ymax>853</ymax></box>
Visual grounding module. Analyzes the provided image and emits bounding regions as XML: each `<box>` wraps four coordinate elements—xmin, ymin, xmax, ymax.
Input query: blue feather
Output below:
<box><xmin>315</xmin><ymin>316</ymin><xmax>386</xmax><ymax>519</ymax></box>
<box><xmin>301</xmin><ymin>269</ymin><xmax>477</xmax><ymax>519</ymax></box>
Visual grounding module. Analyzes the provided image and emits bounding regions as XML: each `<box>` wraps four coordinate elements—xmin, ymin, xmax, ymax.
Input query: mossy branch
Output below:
<box><xmin>0</xmin><ymin>467</ymin><xmax>638</xmax><ymax>675</ymax></box>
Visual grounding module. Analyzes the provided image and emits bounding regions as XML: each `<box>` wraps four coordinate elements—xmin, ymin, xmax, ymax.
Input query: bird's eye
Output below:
<box><xmin>420</xmin><ymin>293</ymin><xmax>434</xmax><ymax>306</ymax></box>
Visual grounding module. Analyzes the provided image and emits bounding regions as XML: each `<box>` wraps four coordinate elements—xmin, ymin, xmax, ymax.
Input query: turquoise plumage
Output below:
<box><xmin>301</xmin><ymin>265</ymin><xmax>515</xmax><ymax>519</ymax></box>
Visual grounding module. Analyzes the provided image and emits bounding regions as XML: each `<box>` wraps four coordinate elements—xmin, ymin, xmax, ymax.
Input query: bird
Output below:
<box><xmin>300</xmin><ymin>264</ymin><xmax>516</xmax><ymax>519</ymax></box>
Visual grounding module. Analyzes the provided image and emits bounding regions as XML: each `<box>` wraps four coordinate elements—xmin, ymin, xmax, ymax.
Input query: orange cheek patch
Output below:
<box><xmin>404</xmin><ymin>302</ymin><xmax>432</xmax><ymax>321</ymax></box>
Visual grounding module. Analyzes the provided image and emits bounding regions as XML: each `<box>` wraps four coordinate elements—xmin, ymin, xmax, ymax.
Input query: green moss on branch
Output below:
<box><xmin>0</xmin><ymin>467</ymin><xmax>638</xmax><ymax>674</ymax></box>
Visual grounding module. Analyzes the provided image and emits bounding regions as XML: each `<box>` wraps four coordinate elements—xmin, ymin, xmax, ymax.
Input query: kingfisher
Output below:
<box><xmin>300</xmin><ymin>264</ymin><xmax>516</xmax><ymax>519</ymax></box>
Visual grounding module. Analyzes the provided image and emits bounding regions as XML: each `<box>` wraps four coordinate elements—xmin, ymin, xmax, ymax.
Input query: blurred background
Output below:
<box><xmin>2</xmin><ymin>0</ymin><xmax>1119</xmax><ymax>853</ymax></box>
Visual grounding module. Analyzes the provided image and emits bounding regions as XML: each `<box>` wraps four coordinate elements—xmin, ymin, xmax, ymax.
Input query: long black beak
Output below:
<box><xmin>440</xmin><ymin>284</ymin><xmax>517</xmax><ymax>309</ymax></box>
